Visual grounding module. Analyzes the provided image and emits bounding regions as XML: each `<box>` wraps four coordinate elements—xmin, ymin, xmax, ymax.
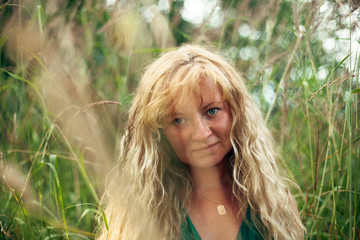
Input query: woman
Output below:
<box><xmin>97</xmin><ymin>45</ymin><xmax>305</xmax><ymax>239</ymax></box>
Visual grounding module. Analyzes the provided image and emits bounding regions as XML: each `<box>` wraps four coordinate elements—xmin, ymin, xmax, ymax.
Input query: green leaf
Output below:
<box><xmin>1</xmin><ymin>69</ymin><xmax>47</xmax><ymax>114</ymax></box>
<box><xmin>0</xmin><ymin>84</ymin><xmax>11</xmax><ymax>91</ymax></box>
<box><xmin>0</xmin><ymin>35</ymin><xmax>8</xmax><ymax>48</ymax></box>
<box><xmin>351</xmin><ymin>88</ymin><xmax>360</xmax><ymax>94</ymax></box>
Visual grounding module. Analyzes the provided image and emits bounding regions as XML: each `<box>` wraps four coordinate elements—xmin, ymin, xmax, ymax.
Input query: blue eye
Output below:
<box><xmin>207</xmin><ymin>108</ymin><xmax>218</xmax><ymax>115</ymax></box>
<box><xmin>174</xmin><ymin>118</ymin><xmax>184</xmax><ymax>124</ymax></box>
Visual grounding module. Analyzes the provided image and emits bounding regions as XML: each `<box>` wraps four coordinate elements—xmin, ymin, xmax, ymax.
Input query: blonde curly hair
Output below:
<box><xmin>96</xmin><ymin>45</ymin><xmax>305</xmax><ymax>240</ymax></box>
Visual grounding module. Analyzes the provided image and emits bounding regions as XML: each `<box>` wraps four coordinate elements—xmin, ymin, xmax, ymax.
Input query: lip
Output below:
<box><xmin>192</xmin><ymin>142</ymin><xmax>219</xmax><ymax>152</ymax></box>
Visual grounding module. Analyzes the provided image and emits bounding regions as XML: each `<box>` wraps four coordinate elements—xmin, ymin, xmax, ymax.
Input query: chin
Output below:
<box><xmin>188</xmin><ymin>155</ymin><xmax>226</xmax><ymax>169</ymax></box>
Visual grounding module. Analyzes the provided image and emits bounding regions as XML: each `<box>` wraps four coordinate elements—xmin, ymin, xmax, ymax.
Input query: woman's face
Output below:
<box><xmin>164</xmin><ymin>78</ymin><xmax>233</xmax><ymax>170</ymax></box>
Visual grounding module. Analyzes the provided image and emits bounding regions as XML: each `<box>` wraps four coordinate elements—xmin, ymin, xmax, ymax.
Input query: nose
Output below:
<box><xmin>191</xmin><ymin>117</ymin><xmax>212</xmax><ymax>140</ymax></box>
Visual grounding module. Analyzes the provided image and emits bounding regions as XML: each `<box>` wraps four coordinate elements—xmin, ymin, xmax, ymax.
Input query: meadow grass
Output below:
<box><xmin>1</xmin><ymin>0</ymin><xmax>359</xmax><ymax>239</ymax></box>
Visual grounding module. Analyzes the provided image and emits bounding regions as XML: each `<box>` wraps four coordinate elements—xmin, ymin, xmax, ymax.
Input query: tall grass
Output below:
<box><xmin>1</xmin><ymin>0</ymin><xmax>359</xmax><ymax>239</ymax></box>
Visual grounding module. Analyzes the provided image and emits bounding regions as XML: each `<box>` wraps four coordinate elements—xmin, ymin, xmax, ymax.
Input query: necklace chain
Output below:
<box><xmin>198</xmin><ymin>193</ymin><xmax>227</xmax><ymax>216</ymax></box>
<box><xmin>199</xmin><ymin>193</ymin><xmax>222</xmax><ymax>205</ymax></box>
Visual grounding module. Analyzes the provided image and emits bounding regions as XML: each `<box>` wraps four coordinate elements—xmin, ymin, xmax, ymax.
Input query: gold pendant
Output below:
<box><xmin>217</xmin><ymin>204</ymin><xmax>226</xmax><ymax>215</ymax></box>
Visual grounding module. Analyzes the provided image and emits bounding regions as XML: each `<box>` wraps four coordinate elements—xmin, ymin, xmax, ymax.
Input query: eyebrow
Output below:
<box><xmin>201</xmin><ymin>101</ymin><xmax>222</xmax><ymax>111</ymax></box>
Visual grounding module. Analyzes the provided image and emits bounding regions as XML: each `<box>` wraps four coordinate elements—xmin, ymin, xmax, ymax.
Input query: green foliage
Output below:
<box><xmin>1</xmin><ymin>0</ymin><xmax>359</xmax><ymax>239</ymax></box>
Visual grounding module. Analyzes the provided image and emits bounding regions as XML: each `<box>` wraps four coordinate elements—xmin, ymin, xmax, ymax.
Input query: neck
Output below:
<box><xmin>190</xmin><ymin>161</ymin><xmax>229</xmax><ymax>190</ymax></box>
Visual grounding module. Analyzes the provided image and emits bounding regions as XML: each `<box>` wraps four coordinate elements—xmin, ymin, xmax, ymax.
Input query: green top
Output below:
<box><xmin>180</xmin><ymin>207</ymin><xmax>263</xmax><ymax>240</ymax></box>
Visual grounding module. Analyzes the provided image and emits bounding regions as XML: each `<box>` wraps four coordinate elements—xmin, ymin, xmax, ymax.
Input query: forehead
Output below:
<box><xmin>170</xmin><ymin>78</ymin><xmax>224</xmax><ymax>112</ymax></box>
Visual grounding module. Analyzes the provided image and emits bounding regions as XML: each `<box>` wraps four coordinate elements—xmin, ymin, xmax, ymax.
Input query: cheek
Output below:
<box><xmin>219</xmin><ymin>113</ymin><xmax>232</xmax><ymax>137</ymax></box>
<box><xmin>164</xmin><ymin>129</ymin><xmax>186</xmax><ymax>154</ymax></box>
<box><xmin>164</xmin><ymin>128</ymin><xmax>192</xmax><ymax>164</ymax></box>
<box><xmin>226</xmin><ymin>108</ymin><xmax>233</xmax><ymax>134</ymax></box>
<box><xmin>226</xmin><ymin>117</ymin><xmax>232</xmax><ymax>136</ymax></box>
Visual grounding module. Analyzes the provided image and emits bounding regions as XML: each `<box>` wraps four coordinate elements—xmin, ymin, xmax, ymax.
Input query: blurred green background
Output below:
<box><xmin>0</xmin><ymin>0</ymin><xmax>359</xmax><ymax>239</ymax></box>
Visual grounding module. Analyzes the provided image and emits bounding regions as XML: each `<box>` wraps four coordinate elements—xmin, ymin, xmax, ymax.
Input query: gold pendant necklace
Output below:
<box><xmin>199</xmin><ymin>194</ymin><xmax>227</xmax><ymax>216</ymax></box>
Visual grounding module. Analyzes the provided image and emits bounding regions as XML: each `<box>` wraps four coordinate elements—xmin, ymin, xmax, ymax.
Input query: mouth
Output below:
<box><xmin>193</xmin><ymin>142</ymin><xmax>219</xmax><ymax>152</ymax></box>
